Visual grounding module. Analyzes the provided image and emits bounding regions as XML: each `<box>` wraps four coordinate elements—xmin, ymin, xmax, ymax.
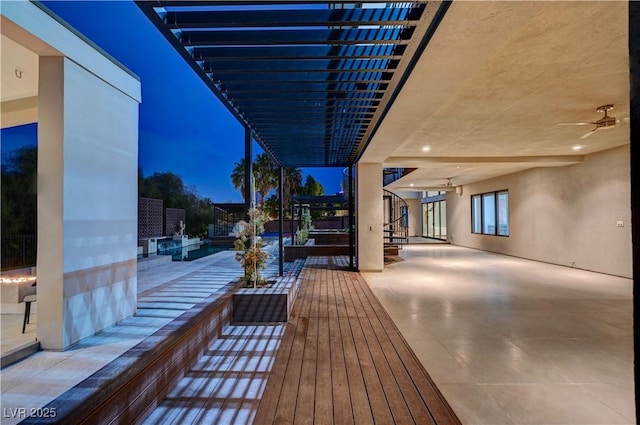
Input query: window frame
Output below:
<box><xmin>471</xmin><ymin>189</ymin><xmax>509</xmax><ymax>237</ymax></box>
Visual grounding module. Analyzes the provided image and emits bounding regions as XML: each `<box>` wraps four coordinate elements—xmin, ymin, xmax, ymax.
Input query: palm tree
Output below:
<box><xmin>283</xmin><ymin>167</ymin><xmax>302</xmax><ymax>217</ymax></box>
<box><xmin>253</xmin><ymin>153</ymin><xmax>277</xmax><ymax>207</ymax></box>
<box><xmin>230</xmin><ymin>158</ymin><xmax>246</xmax><ymax>201</ymax></box>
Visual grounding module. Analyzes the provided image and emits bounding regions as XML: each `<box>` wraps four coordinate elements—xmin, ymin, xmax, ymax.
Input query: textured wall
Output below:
<box><xmin>357</xmin><ymin>163</ymin><xmax>384</xmax><ymax>271</ymax></box>
<box><xmin>406</xmin><ymin>198</ymin><xmax>422</xmax><ymax>237</ymax></box>
<box><xmin>447</xmin><ymin>146</ymin><xmax>632</xmax><ymax>277</ymax></box>
<box><xmin>39</xmin><ymin>55</ymin><xmax>140</xmax><ymax>349</ymax></box>
<box><xmin>138</xmin><ymin>198</ymin><xmax>163</xmax><ymax>238</ymax></box>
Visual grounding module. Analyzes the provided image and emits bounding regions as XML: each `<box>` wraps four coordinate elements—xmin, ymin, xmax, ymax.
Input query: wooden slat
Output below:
<box><xmin>328</xmin><ymin>317</ymin><xmax>354</xmax><ymax>425</ymax></box>
<box><xmin>254</xmin><ymin>256</ymin><xmax>462</xmax><ymax>425</ymax></box>
<box><xmin>338</xmin><ymin>317</ymin><xmax>375</xmax><ymax>425</ymax></box>
<box><xmin>346</xmin><ymin>316</ymin><xmax>395</xmax><ymax>424</ymax></box>
<box><xmin>314</xmin><ymin>318</ymin><xmax>333</xmax><ymax>424</ymax></box>
<box><xmin>294</xmin><ymin>317</ymin><xmax>318</xmax><ymax>425</ymax></box>
<box><xmin>352</xmin><ymin>269</ymin><xmax>461</xmax><ymax>423</ymax></box>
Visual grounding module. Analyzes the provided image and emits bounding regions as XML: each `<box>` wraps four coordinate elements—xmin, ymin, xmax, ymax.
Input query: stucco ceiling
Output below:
<box><xmin>1</xmin><ymin>34</ymin><xmax>39</xmax><ymax>128</ymax></box>
<box><xmin>364</xmin><ymin>1</ymin><xmax>629</xmax><ymax>191</ymax></box>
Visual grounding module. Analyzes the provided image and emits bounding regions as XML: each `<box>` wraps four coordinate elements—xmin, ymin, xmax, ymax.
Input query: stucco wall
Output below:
<box><xmin>357</xmin><ymin>163</ymin><xmax>384</xmax><ymax>272</ymax></box>
<box><xmin>447</xmin><ymin>146</ymin><xmax>632</xmax><ymax>278</ymax></box>
<box><xmin>406</xmin><ymin>198</ymin><xmax>421</xmax><ymax>237</ymax></box>
<box><xmin>39</xmin><ymin>56</ymin><xmax>140</xmax><ymax>349</ymax></box>
<box><xmin>10</xmin><ymin>0</ymin><xmax>144</xmax><ymax>350</ymax></box>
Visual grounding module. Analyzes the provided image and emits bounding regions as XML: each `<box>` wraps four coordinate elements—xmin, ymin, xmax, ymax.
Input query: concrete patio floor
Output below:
<box><xmin>363</xmin><ymin>244</ymin><xmax>634</xmax><ymax>424</ymax></box>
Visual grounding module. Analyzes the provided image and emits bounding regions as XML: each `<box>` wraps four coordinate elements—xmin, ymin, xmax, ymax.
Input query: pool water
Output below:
<box><xmin>159</xmin><ymin>241</ymin><xmax>233</xmax><ymax>261</ymax></box>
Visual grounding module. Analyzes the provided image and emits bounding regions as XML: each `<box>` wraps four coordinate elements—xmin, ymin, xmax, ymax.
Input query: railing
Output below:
<box><xmin>383</xmin><ymin>167</ymin><xmax>417</xmax><ymax>186</ymax></box>
<box><xmin>383</xmin><ymin>189</ymin><xmax>409</xmax><ymax>251</ymax></box>
<box><xmin>1</xmin><ymin>235</ymin><xmax>36</xmax><ymax>271</ymax></box>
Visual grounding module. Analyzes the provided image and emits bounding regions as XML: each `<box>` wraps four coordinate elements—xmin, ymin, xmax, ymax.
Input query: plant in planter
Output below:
<box><xmin>295</xmin><ymin>208</ymin><xmax>314</xmax><ymax>245</ymax></box>
<box><xmin>234</xmin><ymin>207</ymin><xmax>270</xmax><ymax>288</ymax></box>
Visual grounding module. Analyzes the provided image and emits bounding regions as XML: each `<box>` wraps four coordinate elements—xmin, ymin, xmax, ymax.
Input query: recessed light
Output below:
<box><xmin>572</xmin><ymin>145</ymin><xmax>583</xmax><ymax>151</ymax></box>
<box><xmin>421</xmin><ymin>146</ymin><xmax>431</xmax><ymax>152</ymax></box>
<box><xmin>410</xmin><ymin>183</ymin><xmax>414</xmax><ymax>187</ymax></box>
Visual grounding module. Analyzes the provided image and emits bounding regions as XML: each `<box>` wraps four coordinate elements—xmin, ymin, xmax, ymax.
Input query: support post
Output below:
<box><xmin>356</xmin><ymin>163</ymin><xmax>383</xmax><ymax>272</ymax></box>
<box><xmin>244</xmin><ymin>127</ymin><xmax>253</xmax><ymax>218</ymax></box>
<box><xmin>348</xmin><ymin>165</ymin><xmax>355</xmax><ymax>270</ymax></box>
<box><xmin>278</xmin><ymin>167</ymin><xmax>284</xmax><ymax>276</ymax></box>
<box><xmin>291</xmin><ymin>198</ymin><xmax>295</xmax><ymax>245</ymax></box>
<box><xmin>629</xmin><ymin>2</ymin><xmax>640</xmax><ymax>418</ymax></box>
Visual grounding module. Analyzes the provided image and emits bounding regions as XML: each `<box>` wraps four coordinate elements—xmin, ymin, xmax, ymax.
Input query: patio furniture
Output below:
<box><xmin>18</xmin><ymin>282</ymin><xmax>36</xmax><ymax>333</ymax></box>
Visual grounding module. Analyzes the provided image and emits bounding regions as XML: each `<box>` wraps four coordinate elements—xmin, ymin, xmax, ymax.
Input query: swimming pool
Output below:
<box><xmin>158</xmin><ymin>241</ymin><xmax>234</xmax><ymax>261</ymax></box>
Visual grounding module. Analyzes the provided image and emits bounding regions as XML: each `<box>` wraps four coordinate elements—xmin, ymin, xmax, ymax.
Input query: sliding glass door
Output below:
<box><xmin>422</xmin><ymin>200</ymin><xmax>447</xmax><ymax>240</ymax></box>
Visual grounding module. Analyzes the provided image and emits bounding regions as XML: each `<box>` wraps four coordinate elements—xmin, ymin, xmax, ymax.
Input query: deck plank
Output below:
<box><xmin>347</xmin><ymin>315</ymin><xmax>395</xmax><ymax>425</ymax></box>
<box><xmin>254</xmin><ymin>256</ymin><xmax>462</xmax><ymax>425</ymax></box>
<box><xmin>269</xmin><ymin>318</ymin><xmax>309</xmax><ymax>425</ymax></box>
<box><xmin>328</xmin><ymin>317</ymin><xmax>354</xmax><ymax>425</ymax></box>
<box><xmin>294</xmin><ymin>317</ymin><xmax>318</xmax><ymax>425</ymax></box>
<box><xmin>314</xmin><ymin>318</ymin><xmax>333</xmax><ymax>425</ymax></box>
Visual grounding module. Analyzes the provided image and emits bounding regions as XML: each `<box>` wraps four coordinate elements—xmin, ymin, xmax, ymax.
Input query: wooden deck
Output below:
<box><xmin>254</xmin><ymin>256</ymin><xmax>461</xmax><ymax>425</ymax></box>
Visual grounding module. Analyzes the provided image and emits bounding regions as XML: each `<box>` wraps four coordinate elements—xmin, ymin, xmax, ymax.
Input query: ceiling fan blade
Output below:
<box><xmin>580</xmin><ymin>129</ymin><xmax>597</xmax><ymax>139</ymax></box>
<box><xmin>557</xmin><ymin>122</ymin><xmax>592</xmax><ymax>126</ymax></box>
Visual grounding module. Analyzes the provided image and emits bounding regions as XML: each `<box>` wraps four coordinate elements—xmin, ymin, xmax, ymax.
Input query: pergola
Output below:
<box><xmin>135</xmin><ymin>1</ymin><xmax>450</xmax><ymax>272</ymax></box>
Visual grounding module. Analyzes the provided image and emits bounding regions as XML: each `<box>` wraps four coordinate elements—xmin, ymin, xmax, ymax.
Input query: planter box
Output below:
<box><xmin>284</xmin><ymin>244</ymin><xmax>350</xmax><ymax>262</ymax></box>
<box><xmin>232</xmin><ymin>273</ymin><xmax>301</xmax><ymax>324</ymax></box>
<box><xmin>309</xmin><ymin>231</ymin><xmax>350</xmax><ymax>245</ymax></box>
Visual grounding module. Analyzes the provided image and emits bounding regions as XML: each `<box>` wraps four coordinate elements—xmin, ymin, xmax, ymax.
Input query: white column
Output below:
<box><xmin>38</xmin><ymin>56</ymin><xmax>140</xmax><ymax>350</ymax></box>
<box><xmin>37</xmin><ymin>57</ymin><xmax>65</xmax><ymax>349</ymax></box>
<box><xmin>356</xmin><ymin>162</ymin><xmax>384</xmax><ymax>272</ymax></box>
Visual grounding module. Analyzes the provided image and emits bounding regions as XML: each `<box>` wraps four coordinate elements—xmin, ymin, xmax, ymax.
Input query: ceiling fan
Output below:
<box><xmin>558</xmin><ymin>104</ymin><xmax>628</xmax><ymax>139</ymax></box>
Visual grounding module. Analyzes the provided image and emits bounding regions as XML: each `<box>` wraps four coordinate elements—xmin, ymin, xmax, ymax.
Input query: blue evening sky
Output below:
<box><xmin>1</xmin><ymin>0</ymin><xmax>344</xmax><ymax>202</ymax></box>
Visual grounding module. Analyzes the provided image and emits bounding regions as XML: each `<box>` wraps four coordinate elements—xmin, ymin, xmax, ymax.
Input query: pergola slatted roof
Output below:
<box><xmin>136</xmin><ymin>1</ymin><xmax>449</xmax><ymax>167</ymax></box>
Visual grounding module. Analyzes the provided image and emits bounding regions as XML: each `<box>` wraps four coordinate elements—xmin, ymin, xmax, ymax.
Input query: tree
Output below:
<box><xmin>298</xmin><ymin>175</ymin><xmax>325</xmax><ymax>220</ymax></box>
<box><xmin>230</xmin><ymin>158</ymin><xmax>246</xmax><ymax>201</ymax></box>
<box><xmin>283</xmin><ymin>167</ymin><xmax>302</xmax><ymax>217</ymax></box>
<box><xmin>263</xmin><ymin>194</ymin><xmax>279</xmax><ymax>219</ymax></box>
<box><xmin>234</xmin><ymin>207</ymin><xmax>269</xmax><ymax>287</ymax></box>
<box><xmin>139</xmin><ymin>170</ymin><xmax>213</xmax><ymax>238</ymax></box>
<box><xmin>299</xmin><ymin>175</ymin><xmax>324</xmax><ymax>197</ymax></box>
<box><xmin>230</xmin><ymin>155</ymin><xmax>278</xmax><ymax>206</ymax></box>
<box><xmin>141</xmin><ymin>172</ymin><xmax>186</xmax><ymax>208</ymax></box>
<box><xmin>1</xmin><ymin>146</ymin><xmax>37</xmax><ymax>236</ymax></box>
<box><xmin>253</xmin><ymin>153</ymin><xmax>277</xmax><ymax>207</ymax></box>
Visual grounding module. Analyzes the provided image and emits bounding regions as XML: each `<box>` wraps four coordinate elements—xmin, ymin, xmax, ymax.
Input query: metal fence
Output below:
<box><xmin>1</xmin><ymin>235</ymin><xmax>36</xmax><ymax>271</ymax></box>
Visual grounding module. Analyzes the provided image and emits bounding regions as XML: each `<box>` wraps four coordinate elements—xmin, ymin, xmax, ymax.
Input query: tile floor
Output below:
<box><xmin>0</xmin><ymin>250</ymin><xmax>282</xmax><ymax>425</ymax></box>
<box><xmin>363</xmin><ymin>244</ymin><xmax>635</xmax><ymax>425</ymax></box>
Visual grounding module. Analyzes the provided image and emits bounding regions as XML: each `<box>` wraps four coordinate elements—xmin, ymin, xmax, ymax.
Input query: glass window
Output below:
<box><xmin>472</xmin><ymin>195</ymin><xmax>482</xmax><ymax>233</ymax></box>
<box><xmin>400</xmin><ymin>205</ymin><xmax>408</xmax><ymax>228</ymax></box>
<box><xmin>497</xmin><ymin>191</ymin><xmax>509</xmax><ymax>236</ymax></box>
<box><xmin>422</xmin><ymin>203</ymin><xmax>429</xmax><ymax>237</ymax></box>
<box><xmin>434</xmin><ymin>201</ymin><xmax>441</xmax><ymax>239</ymax></box>
<box><xmin>427</xmin><ymin>203</ymin><xmax>434</xmax><ymax>238</ymax></box>
<box><xmin>482</xmin><ymin>193</ymin><xmax>496</xmax><ymax>234</ymax></box>
<box><xmin>471</xmin><ymin>190</ymin><xmax>508</xmax><ymax>236</ymax></box>
<box><xmin>440</xmin><ymin>201</ymin><xmax>447</xmax><ymax>239</ymax></box>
